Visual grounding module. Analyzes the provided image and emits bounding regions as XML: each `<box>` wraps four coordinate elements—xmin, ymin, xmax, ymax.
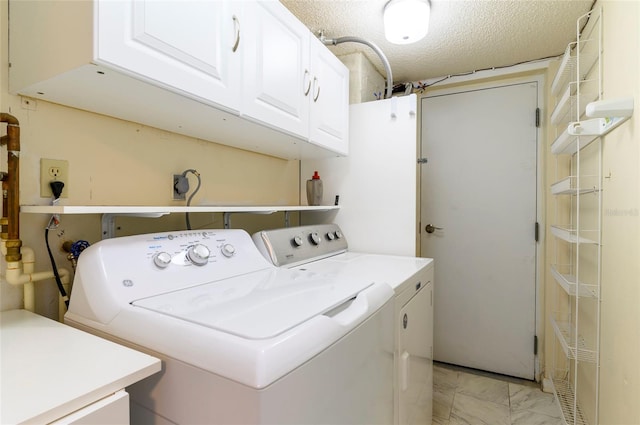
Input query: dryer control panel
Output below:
<box><xmin>252</xmin><ymin>224</ymin><xmax>348</xmax><ymax>268</ymax></box>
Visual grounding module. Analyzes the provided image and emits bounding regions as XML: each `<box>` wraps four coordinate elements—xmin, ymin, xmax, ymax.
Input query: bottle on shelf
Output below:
<box><xmin>306</xmin><ymin>171</ymin><xmax>323</xmax><ymax>206</ymax></box>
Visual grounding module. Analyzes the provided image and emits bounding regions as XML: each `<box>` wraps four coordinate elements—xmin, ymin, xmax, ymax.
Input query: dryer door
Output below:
<box><xmin>398</xmin><ymin>282</ymin><xmax>433</xmax><ymax>424</ymax></box>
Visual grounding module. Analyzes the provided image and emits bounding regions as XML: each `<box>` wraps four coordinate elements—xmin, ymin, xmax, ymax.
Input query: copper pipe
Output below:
<box><xmin>1</xmin><ymin>172</ymin><xmax>8</xmax><ymax>240</ymax></box>
<box><xmin>1</xmin><ymin>112</ymin><xmax>21</xmax><ymax>262</ymax></box>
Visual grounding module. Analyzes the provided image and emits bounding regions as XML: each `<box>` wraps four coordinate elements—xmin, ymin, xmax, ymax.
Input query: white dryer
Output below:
<box><xmin>253</xmin><ymin>224</ymin><xmax>434</xmax><ymax>425</ymax></box>
<box><xmin>65</xmin><ymin>228</ymin><xmax>394</xmax><ymax>424</ymax></box>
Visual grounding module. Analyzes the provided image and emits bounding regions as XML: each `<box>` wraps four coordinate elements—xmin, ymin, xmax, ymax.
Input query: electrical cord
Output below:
<box><xmin>182</xmin><ymin>169</ymin><xmax>201</xmax><ymax>230</ymax></box>
<box><xmin>45</xmin><ymin>226</ymin><xmax>69</xmax><ymax>308</ymax></box>
<box><xmin>412</xmin><ymin>54</ymin><xmax>562</xmax><ymax>92</ymax></box>
<box><xmin>45</xmin><ymin>181</ymin><xmax>69</xmax><ymax>308</ymax></box>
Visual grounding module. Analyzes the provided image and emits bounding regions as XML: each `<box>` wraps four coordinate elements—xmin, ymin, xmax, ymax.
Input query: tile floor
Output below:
<box><xmin>432</xmin><ymin>362</ymin><xmax>564</xmax><ymax>425</ymax></box>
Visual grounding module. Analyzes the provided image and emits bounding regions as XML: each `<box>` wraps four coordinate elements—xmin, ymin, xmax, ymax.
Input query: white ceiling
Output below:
<box><xmin>280</xmin><ymin>0</ymin><xmax>595</xmax><ymax>84</ymax></box>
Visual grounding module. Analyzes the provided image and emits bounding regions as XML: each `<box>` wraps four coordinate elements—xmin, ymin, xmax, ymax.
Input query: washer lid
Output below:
<box><xmin>132</xmin><ymin>268</ymin><xmax>374</xmax><ymax>340</ymax></box>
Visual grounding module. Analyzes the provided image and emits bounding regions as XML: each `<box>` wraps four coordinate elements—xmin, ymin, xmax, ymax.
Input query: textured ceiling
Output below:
<box><xmin>280</xmin><ymin>0</ymin><xmax>595</xmax><ymax>84</ymax></box>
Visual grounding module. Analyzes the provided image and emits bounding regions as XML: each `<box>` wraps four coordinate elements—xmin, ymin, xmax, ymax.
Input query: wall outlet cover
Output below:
<box><xmin>40</xmin><ymin>158</ymin><xmax>69</xmax><ymax>198</ymax></box>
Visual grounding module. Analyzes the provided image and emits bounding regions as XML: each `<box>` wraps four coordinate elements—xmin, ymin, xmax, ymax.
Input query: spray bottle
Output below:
<box><xmin>306</xmin><ymin>171</ymin><xmax>323</xmax><ymax>206</ymax></box>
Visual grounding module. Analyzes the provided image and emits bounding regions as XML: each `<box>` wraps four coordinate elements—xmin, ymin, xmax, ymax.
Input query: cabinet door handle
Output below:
<box><xmin>303</xmin><ymin>70</ymin><xmax>312</xmax><ymax>96</ymax></box>
<box><xmin>232</xmin><ymin>15</ymin><xmax>240</xmax><ymax>52</ymax></box>
<box><xmin>313</xmin><ymin>76</ymin><xmax>320</xmax><ymax>102</ymax></box>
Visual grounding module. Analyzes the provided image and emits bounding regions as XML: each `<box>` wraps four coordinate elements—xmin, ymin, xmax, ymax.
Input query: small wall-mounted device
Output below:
<box><xmin>586</xmin><ymin>97</ymin><xmax>634</xmax><ymax>118</ymax></box>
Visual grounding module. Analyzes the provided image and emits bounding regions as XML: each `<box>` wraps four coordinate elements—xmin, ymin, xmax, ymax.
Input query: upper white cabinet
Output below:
<box><xmin>242</xmin><ymin>1</ymin><xmax>349</xmax><ymax>155</ymax></box>
<box><xmin>97</xmin><ymin>0</ymin><xmax>242</xmax><ymax>111</ymax></box>
<box><xmin>8</xmin><ymin>0</ymin><xmax>348</xmax><ymax>160</ymax></box>
<box><xmin>309</xmin><ymin>36</ymin><xmax>349</xmax><ymax>155</ymax></box>
<box><xmin>242</xmin><ymin>1</ymin><xmax>311</xmax><ymax>138</ymax></box>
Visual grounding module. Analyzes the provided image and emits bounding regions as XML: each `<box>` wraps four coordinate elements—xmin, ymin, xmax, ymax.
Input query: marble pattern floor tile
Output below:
<box><xmin>449</xmin><ymin>393</ymin><xmax>511</xmax><ymax>425</ymax></box>
<box><xmin>509</xmin><ymin>383</ymin><xmax>562</xmax><ymax>418</ymax></box>
<box><xmin>431</xmin><ymin>363</ymin><xmax>564</xmax><ymax>425</ymax></box>
<box><xmin>456</xmin><ymin>371</ymin><xmax>510</xmax><ymax>406</ymax></box>
<box><xmin>510</xmin><ymin>409</ymin><xmax>564</xmax><ymax>425</ymax></box>
<box><xmin>432</xmin><ymin>415</ymin><xmax>451</xmax><ymax>425</ymax></box>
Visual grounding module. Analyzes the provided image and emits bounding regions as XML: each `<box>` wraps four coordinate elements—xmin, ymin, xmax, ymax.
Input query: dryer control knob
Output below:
<box><xmin>326</xmin><ymin>232</ymin><xmax>335</xmax><ymax>241</ymax></box>
<box><xmin>310</xmin><ymin>232</ymin><xmax>321</xmax><ymax>245</ymax></box>
<box><xmin>153</xmin><ymin>251</ymin><xmax>172</xmax><ymax>269</ymax></box>
<box><xmin>187</xmin><ymin>244</ymin><xmax>210</xmax><ymax>266</ymax></box>
<box><xmin>221</xmin><ymin>243</ymin><xmax>236</xmax><ymax>258</ymax></box>
<box><xmin>334</xmin><ymin>230</ymin><xmax>343</xmax><ymax>239</ymax></box>
<box><xmin>293</xmin><ymin>235</ymin><xmax>304</xmax><ymax>247</ymax></box>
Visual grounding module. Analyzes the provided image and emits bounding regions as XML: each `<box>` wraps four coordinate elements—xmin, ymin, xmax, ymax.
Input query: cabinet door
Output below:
<box><xmin>398</xmin><ymin>281</ymin><xmax>433</xmax><ymax>425</ymax></box>
<box><xmin>309</xmin><ymin>37</ymin><xmax>350</xmax><ymax>155</ymax></box>
<box><xmin>96</xmin><ymin>0</ymin><xmax>242</xmax><ymax>112</ymax></box>
<box><xmin>52</xmin><ymin>390</ymin><xmax>129</xmax><ymax>424</ymax></box>
<box><xmin>242</xmin><ymin>0</ymin><xmax>310</xmax><ymax>139</ymax></box>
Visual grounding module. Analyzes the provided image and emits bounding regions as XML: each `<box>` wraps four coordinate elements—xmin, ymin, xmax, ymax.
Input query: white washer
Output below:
<box><xmin>65</xmin><ymin>228</ymin><xmax>394</xmax><ymax>424</ymax></box>
<box><xmin>253</xmin><ymin>224</ymin><xmax>434</xmax><ymax>425</ymax></box>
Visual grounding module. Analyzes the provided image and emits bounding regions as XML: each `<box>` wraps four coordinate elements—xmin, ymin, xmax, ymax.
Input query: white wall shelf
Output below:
<box><xmin>551</xmin><ymin>44</ymin><xmax>577</xmax><ymax>96</ymax></box>
<box><xmin>551</xmin><ymin>84</ymin><xmax>575</xmax><ymax>125</ymax></box>
<box><xmin>550</xmin><ymin>225</ymin><xmax>599</xmax><ymax>245</ymax></box>
<box><xmin>550</xmin><ymin>176</ymin><xmax>599</xmax><ymax>195</ymax></box>
<box><xmin>549</xmin><ymin>9</ymin><xmax>602</xmax><ymax>425</ymax></box>
<box><xmin>20</xmin><ymin>205</ymin><xmax>339</xmax><ymax>215</ymax></box>
<box><xmin>551</xmin><ymin>127</ymin><xmax>599</xmax><ymax>155</ymax></box>
<box><xmin>21</xmin><ymin>205</ymin><xmax>340</xmax><ymax>238</ymax></box>
<box><xmin>551</xmin><ymin>264</ymin><xmax>599</xmax><ymax>298</ymax></box>
<box><xmin>550</xmin><ymin>41</ymin><xmax>599</xmax><ymax>97</ymax></box>
<box><xmin>551</xmin><ymin>315</ymin><xmax>598</xmax><ymax>363</ymax></box>
<box><xmin>551</xmin><ymin>378</ymin><xmax>589</xmax><ymax>425</ymax></box>
<box><xmin>550</xmin><ymin>85</ymin><xmax>598</xmax><ymax>126</ymax></box>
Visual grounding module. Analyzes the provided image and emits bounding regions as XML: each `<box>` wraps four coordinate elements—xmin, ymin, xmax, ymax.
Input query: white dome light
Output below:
<box><xmin>383</xmin><ymin>0</ymin><xmax>430</xmax><ymax>45</ymax></box>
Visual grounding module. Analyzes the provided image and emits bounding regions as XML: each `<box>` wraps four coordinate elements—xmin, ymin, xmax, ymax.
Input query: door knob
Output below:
<box><xmin>425</xmin><ymin>224</ymin><xmax>443</xmax><ymax>233</ymax></box>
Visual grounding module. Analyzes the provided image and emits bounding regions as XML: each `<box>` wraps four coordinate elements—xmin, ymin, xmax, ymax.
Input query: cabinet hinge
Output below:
<box><xmin>534</xmin><ymin>335</ymin><xmax>538</xmax><ymax>355</ymax></box>
<box><xmin>535</xmin><ymin>222</ymin><xmax>539</xmax><ymax>242</ymax></box>
<box><xmin>535</xmin><ymin>108</ymin><xmax>541</xmax><ymax>128</ymax></box>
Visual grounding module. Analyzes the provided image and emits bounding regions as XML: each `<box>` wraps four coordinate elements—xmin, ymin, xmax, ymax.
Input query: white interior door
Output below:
<box><xmin>420</xmin><ymin>82</ymin><xmax>538</xmax><ymax>380</ymax></box>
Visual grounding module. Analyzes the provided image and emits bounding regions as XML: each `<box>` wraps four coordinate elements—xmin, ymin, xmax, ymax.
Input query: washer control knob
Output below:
<box><xmin>293</xmin><ymin>235</ymin><xmax>304</xmax><ymax>247</ymax></box>
<box><xmin>326</xmin><ymin>232</ymin><xmax>335</xmax><ymax>241</ymax></box>
<box><xmin>187</xmin><ymin>244</ymin><xmax>210</xmax><ymax>266</ymax></box>
<box><xmin>153</xmin><ymin>251</ymin><xmax>172</xmax><ymax>269</ymax></box>
<box><xmin>221</xmin><ymin>243</ymin><xmax>236</xmax><ymax>258</ymax></box>
<box><xmin>334</xmin><ymin>230</ymin><xmax>343</xmax><ymax>239</ymax></box>
<box><xmin>309</xmin><ymin>232</ymin><xmax>321</xmax><ymax>245</ymax></box>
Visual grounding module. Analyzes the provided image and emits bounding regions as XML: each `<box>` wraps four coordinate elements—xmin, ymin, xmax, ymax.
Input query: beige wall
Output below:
<box><xmin>339</xmin><ymin>51</ymin><xmax>386</xmax><ymax>104</ymax></box>
<box><xmin>598</xmin><ymin>1</ymin><xmax>640</xmax><ymax>424</ymax></box>
<box><xmin>0</xmin><ymin>1</ymin><xmax>299</xmax><ymax>319</ymax></box>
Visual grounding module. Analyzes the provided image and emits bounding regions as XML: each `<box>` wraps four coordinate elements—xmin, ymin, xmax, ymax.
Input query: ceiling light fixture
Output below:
<box><xmin>383</xmin><ymin>0</ymin><xmax>430</xmax><ymax>45</ymax></box>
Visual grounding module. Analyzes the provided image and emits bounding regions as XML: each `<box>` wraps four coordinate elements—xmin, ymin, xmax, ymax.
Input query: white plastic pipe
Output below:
<box><xmin>3</xmin><ymin>243</ymin><xmax>70</xmax><ymax>318</ymax></box>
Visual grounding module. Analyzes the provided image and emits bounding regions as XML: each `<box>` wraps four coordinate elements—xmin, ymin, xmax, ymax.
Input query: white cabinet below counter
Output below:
<box><xmin>0</xmin><ymin>309</ymin><xmax>160</xmax><ymax>425</ymax></box>
<box><xmin>8</xmin><ymin>0</ymin><xmax>348</xmax><ymax>160</ymax></box>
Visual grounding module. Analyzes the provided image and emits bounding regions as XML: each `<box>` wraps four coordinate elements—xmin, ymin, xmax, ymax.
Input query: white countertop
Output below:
<box><xmin>20</xmin><ymin>205</ymin><xmax>339</xmax><ymax>214</ymax></box>
<box><xmin>0</xmin><ymin>309</ymin><xmax>161</xmax><ymax>424</ymax></box>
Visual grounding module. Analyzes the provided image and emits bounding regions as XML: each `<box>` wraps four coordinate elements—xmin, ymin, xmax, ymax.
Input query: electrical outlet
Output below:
<box><xmin>173</xmin><ymin>174</ymin><xmax>187</xmax><ymax>200</ymax></box>
<box><xmin>40</xmin><ymin>158</ymin><xmax>69</xmax><ymax>198</ymax></box>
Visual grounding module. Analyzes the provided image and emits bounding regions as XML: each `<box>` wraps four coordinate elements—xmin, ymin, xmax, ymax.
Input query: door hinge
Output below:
<box><xmin>534</xmin><ymin>222</ymin><xmax>539</xmax><ymax>242</ymax></box>
<box><xmin>417</xmin><ymin>157</ymin><xmax>428</xmax><ymax>164</ymax></box>
<box><xmin>535</xmin><ymin>108</ymin><xmax>540</xmax><ymax>128</ymax></box>
<box><xmin>534</xmin><ymin>335</ymin><xmax>538</xmax><ymax>355</ymax></box>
